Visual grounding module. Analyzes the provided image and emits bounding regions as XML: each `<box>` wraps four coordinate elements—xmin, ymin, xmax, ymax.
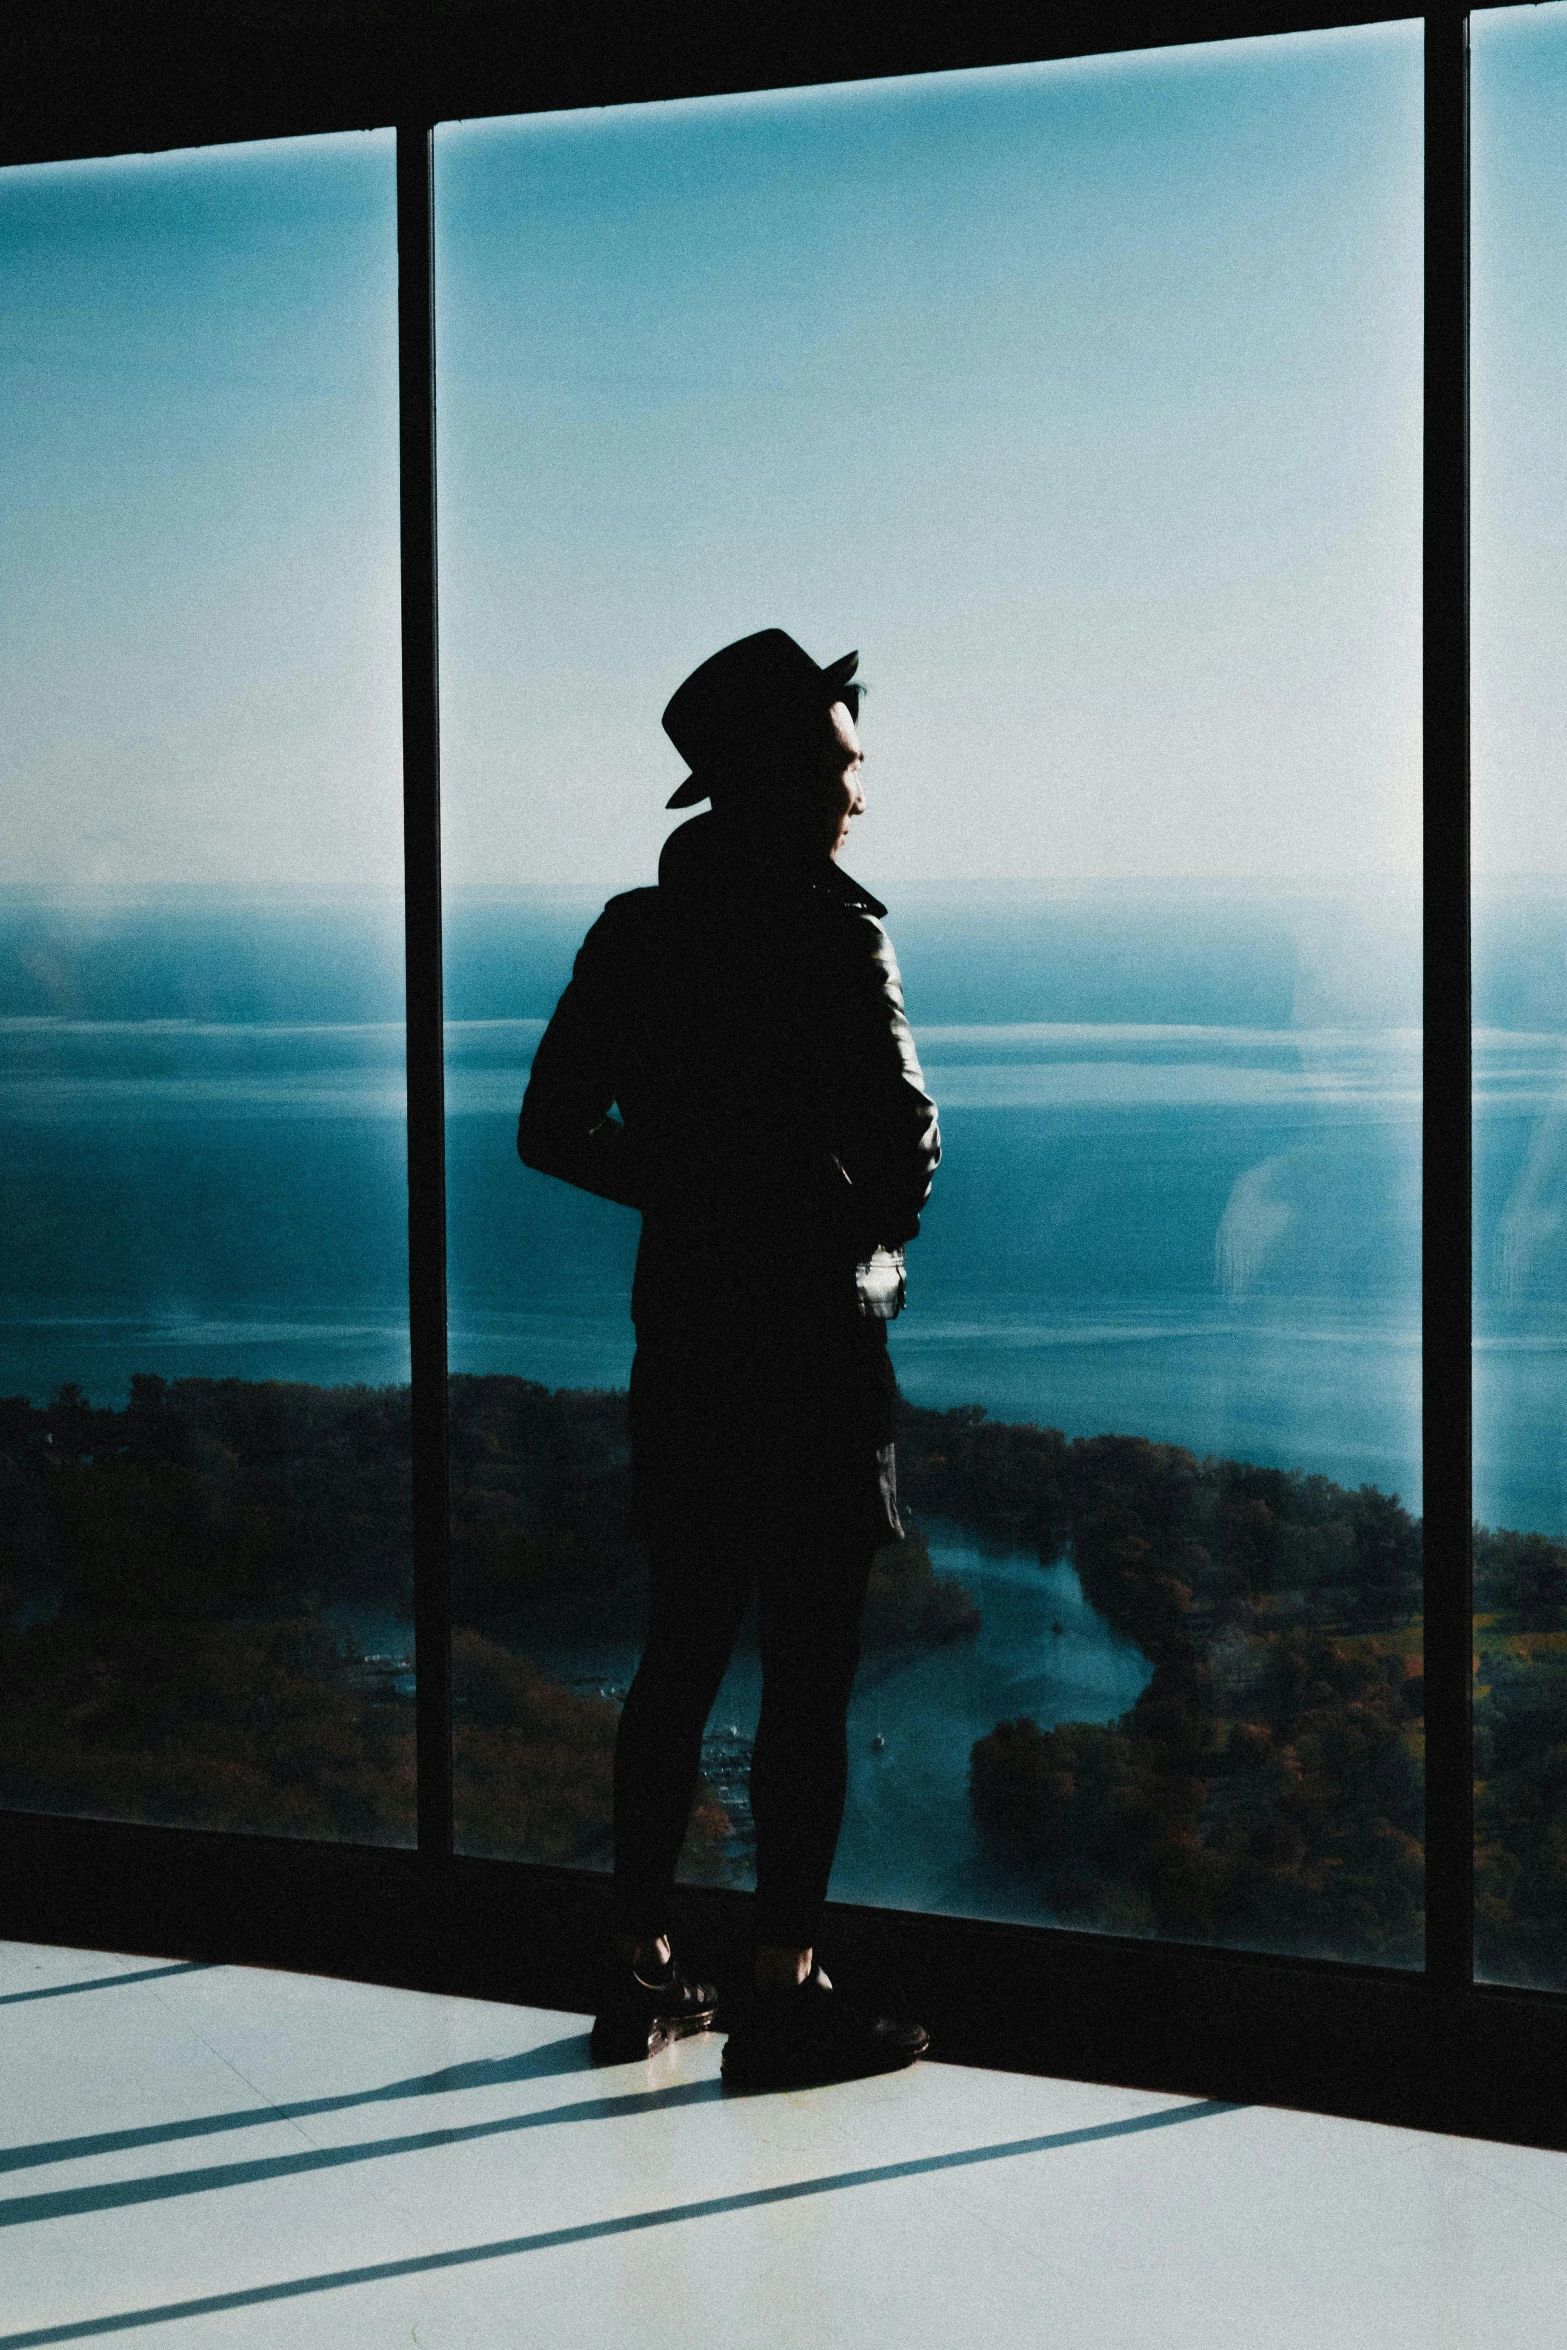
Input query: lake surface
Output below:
<box><xmin>2</xmin><ymin>884</ymin><xmax>1564</xmax><ymax>1539</ymax></box>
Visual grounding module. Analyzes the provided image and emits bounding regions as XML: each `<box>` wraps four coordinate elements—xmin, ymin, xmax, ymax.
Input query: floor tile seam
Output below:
<box><xmin>317</xmin><ymin>2155</ymin><xmax>442</xmax><ymax>2233</ymax></box>
<box><xmin>825</xmin><ymin>2082</ymin><xmax>1193</xmax><ymax>2157</ymax></box>
<box><xmin>0</xmin><ymin>1942</ymin><xmax>123</xmax><ymax>1980</ymax></box>
<box><xmin>7</xmin><ymin>2168</ymin><xmax>468</xmax><ymax>2285</ymax></box>
<box><xmin>288</xmin><ymin>2129</ymin><xmax>1081</xmax><ymax>2242</ymax></box>
<box><xmin>1242</xmin><ymin>2121</ymin><xmax>1567</xmax><ymax>2235</ymax></box>
<box><xmin>922</xmin><ymin>2112</ymin><xmax>1379</xmax><ymax>2272</ymax></box>
<box><xmin>0</xmin><ymin>2082</ymin><xmax>552</xmax><ymax>2185</ymax></box>
<box><xmin>175</xmin><ymin>2056</ymin><xmax>629</xmax><ymax>2148</ymax></box>
<box><xmin>133</xmin><ymin>1966</ymin><xmax>481</xmax><ymax>2131</ymax></box>
<box><xmin>24</xmin><ymin>2117</ymin><xmax>915</xmax><ymax>2237</ymax></box>
<box><xmin>2</xmin><ymin>2028</ymin><xmax>323</xmax><ymax>2170</ymax></box>
<box><xmin>123</xmin><ymin>1987</ymin><xmax>338</xmax><ymax>2162</ymax></box>
<box><xmin>0</xmin><ymin>2114</ymin><xmax>625</xmax><ymax>2223</ymax></box>
<box><xmin>0</xmin><ymin>1956</ymin><xmax>142</xmax><ymax>2007</ymax></box>
<box><xmin>936</xmin><ymin>2129</ymin><xmax>1277</xmax><ymax>2236</ymax></box>
<box><xmin>1178</xmin><ymin>2232</ymin><xmax>1564</xmax><ymax>2290</ymax></box>
<box><xmin>4</xmin><ymin>2155</ymin><xmax>966</xmax><ymax>2308</ymax></box>
<box><xmin>1122</xmin><ymin>2163</ymin><xmax>1510</xmax><ymax>2268</ymax></box>
<box><xmin>11</xmin><ymin>2189</ymin><xmax>1474</xmax><ymax>2348</ymax></box>
<box><xmin>382</xmin><ymin>2096</ymin><xmax>1259</xmax><ymax>2218</ymax></box>
<box><xmin>898</xmin><ymin>2165</ymin><xmax>1077</xmax><ymax>2284</ymax></box>
<box><xmin>780</xmin><ymin>2060</ymin><xmax>1115</xmax><ymax>2122</ymax></box>
<box><xmin>1124</xmin><ymin>2100</ymin><xmax>1449</xmax><ymax>2195</ymax></box>
<box><xmin>1337</xmin><ymin>2135</ymin><xmax>1567</xmax><ymax>2224</ymax></box>
<box><xmin>1431</xmin><ymin>2148</ymin><xmax>1567</xmax><ymax>2230</ymax></box>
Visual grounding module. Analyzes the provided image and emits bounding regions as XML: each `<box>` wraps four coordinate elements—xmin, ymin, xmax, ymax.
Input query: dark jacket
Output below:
<box><xmin>517</xmin><ymin>811</ymin><xmax>940</xmax><ymax>1339</ymax></box>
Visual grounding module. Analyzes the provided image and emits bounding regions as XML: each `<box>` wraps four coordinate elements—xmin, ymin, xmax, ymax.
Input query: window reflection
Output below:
<box><xmin>436</xmin><ymin>26</ymin><xmax>1425</xmax><ymax>1961</ymax></box>
<box><xmin>0</xmin><ymin>135</ymin><xmax>413</xmax><ymax>1842</ymax></box>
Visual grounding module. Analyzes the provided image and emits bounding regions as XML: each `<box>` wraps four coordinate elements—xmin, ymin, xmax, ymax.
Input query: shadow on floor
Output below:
<box><xmin>0</xmin><ymin>2098</ymin><xmax>1242</xmax><ymax>2350</ymax></box>
<box><xmin>0</xmin><ymin>2031</ymin><xmax>595</xmax><ymax>2179</ymax></box>
<box><xmin>0</xmin><ymin>1963</ymin><xmax>214</xmax><ymax>2009</ymax></box>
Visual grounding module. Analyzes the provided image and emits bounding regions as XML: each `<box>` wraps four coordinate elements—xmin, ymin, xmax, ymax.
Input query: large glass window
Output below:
<box><xmin>0</xmin><ymin>136</ymin><xmax>414</xmax><ymax>1842</ymax></box>
<box><xmin>1472</xmin><ymin>0</ymin><xmax>1567</xmax><ymax>1992</ymax></box>
<box><xmin>434</xmin><ymin>24</ymin><xmax>1425</xmax><ymax>1960</ymax></box>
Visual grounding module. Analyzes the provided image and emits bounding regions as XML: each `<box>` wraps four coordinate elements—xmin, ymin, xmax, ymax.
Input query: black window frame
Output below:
<box><xmin>7</xmin><ymin>0</ymin><xmax>1559</xmax><ymax>2150</ymax></box>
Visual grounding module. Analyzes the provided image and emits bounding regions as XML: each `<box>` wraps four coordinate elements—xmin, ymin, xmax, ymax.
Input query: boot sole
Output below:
<box><xmin>721</xmin><ymin>2027</ymin><xmax>929</xmax><ymax>2092</ymax></box>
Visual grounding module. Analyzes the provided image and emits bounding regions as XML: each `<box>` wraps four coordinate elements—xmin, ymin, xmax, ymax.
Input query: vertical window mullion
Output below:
<box><xmin>1421</xmin><ymin>4</ymin><xmax>1474</xmax><ymax>1994</ymax></box>
<box><xmin>398</xmin><ymin>119</ymin><xmax>454</xmax><ymax>1868</ymax></box>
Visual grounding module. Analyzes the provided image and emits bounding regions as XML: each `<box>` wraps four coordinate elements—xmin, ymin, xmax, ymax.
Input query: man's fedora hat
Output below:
<box><xmin>662</xmin><ymin>629</ymin><xmax>859</xmax><ymax>808</ymax></box>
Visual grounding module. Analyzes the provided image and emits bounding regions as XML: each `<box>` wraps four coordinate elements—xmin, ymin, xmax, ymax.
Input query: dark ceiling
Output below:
<box><xmin>3</xmin><ymin>0</ymin><xmax>1424</xmax><ymax>169</ymax></box>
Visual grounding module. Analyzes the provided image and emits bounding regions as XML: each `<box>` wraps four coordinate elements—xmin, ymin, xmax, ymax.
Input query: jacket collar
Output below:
<box><xmin>657</xmin><ymin>811</ymin><xmax>886</xmax><ymax>918</ymax></box>
<box><xmin>821</xmin><ymin>861</ymin><xmax>887</xmax><ymax>918</ymax></box>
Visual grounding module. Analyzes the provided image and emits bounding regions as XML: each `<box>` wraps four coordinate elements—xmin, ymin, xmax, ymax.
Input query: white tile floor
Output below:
<box><xmin>3</xmin><ymin>1939</ymin><xmax>1564</xmax><ymax>2350</ymax></box>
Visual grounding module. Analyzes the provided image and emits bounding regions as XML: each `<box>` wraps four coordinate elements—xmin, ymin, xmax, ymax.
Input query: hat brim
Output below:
<box><xmin>663</xmin><ymin>648</ymin><xmax>858</xmax><ymax>810</ymax></box>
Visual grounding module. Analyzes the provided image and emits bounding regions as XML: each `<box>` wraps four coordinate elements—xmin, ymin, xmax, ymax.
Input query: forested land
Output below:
<box><xmin>895</xmin><ymin>1399</ymin><xmax>1567</xmax><ymax>1983</ymax></box>
<box><xmin>0</xmin><ymin>1373</ymin><xmax>972</xmax><ymax>1866</ymax></box>
<box><xmin>1</xmin><ymin>1374</ymin><xmax>1562</xmax><ymax>1986</ymax></box>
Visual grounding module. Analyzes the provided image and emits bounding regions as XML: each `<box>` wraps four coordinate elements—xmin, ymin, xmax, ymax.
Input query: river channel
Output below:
<box><xmin>327</xmin><ymin>1517</ymin><xmax>1154</xmax><ymax>1923</ymax></box>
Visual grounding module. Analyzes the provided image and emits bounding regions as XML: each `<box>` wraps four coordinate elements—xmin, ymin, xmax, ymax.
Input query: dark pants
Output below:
<box><xmin>611</xmin><ymin>1516</ymin><xmax>879</xmax><ymax>1950</ymax></box>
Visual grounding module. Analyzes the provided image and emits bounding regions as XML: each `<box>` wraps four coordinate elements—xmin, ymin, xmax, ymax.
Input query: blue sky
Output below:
<box><xmin>1472</xmin><ymin>3</ymin><xmax>1567</xmax><ymax>882</ymax></box>
<box><xmin>0</xmin><ymin>131</ymin><xmax>401</xmax><ymax>888</ymax></box>
<box><xmin>435</xmin><ymin>25</ymin><xmax>1425</xmax><ymax>888</ymax></box>
<box><xmin>0</xmin><ymin>16</ymin><xmax>1559</xmax><ymax>892</ymax></box>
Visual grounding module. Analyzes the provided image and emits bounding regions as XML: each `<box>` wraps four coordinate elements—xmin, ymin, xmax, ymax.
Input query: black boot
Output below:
<box><xmin>589</xmin><ymin>1950</ymin><xmax>720</xmax><ymax>2065</ymax></box>
<box><xmin>721</xmin><ymin>1963</ymin><xmax>928</xmax><ymax>2091</ymax></box>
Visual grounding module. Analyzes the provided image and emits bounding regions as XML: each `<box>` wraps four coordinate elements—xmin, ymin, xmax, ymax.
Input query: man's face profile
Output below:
<box><xmin>815</xmin><ymin>699</ymin><xmax>866</xmax><ymax>864</ymax></box>
<box><xmin>712</xmin><ymin>688</ymin><xmax>866</xmax><ymax>861</ymax></box>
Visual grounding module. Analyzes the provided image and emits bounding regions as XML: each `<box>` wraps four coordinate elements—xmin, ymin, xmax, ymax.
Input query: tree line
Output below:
<box><xmin>894</xmin><ymin>1398</ymin><xmax>1566</xmax><ymax>1985</ymax></box>
<box><xmin>1</xmin><ymin>1374</ymin><xmax>1562</xmax><ymax>1985</ymax></box>
<box><xmin>0</xmin><ymin>1373</ymin><xmax>972</xmax><ymax>1871</ymax></box>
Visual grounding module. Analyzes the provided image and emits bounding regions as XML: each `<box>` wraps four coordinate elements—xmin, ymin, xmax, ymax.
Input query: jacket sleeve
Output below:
<box><xmin>833</xmin><ymin>916</ymin><xmax>941</xmax><ymax>1252</ymax></box>
<box><xmin>516</xmin><ymin>907</ymin><xmax>648</xmax><ymax>1211</ymax></box>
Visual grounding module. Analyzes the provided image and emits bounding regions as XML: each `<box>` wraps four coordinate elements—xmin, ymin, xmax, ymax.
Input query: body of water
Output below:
<box><xmin>2</xmin><ymin>886</ymin><xmax>1564</xmax><ymax>1538</ymax></box>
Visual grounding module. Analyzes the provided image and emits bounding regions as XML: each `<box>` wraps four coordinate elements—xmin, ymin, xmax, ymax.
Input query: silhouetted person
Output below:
<box><xmin>518</xmin><ymin>629</ymin><xmax>939</xmax><ymax>2087</ymax></box>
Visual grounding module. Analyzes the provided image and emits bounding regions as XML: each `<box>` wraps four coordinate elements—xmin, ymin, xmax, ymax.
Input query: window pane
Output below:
<box><xmin>436</xmin><ymin>27</ymin><xmax>1425</xmax><ymax>1959</ymax></box>
<box><xmin>0</xmin><ymin>136</ymin><xmax>413</xmax><ymax>1844</ymax></box>
<box><xmin>1472</xmin><ymin>1</ymin><xmax>1567</xmax><ymax>1991</ymax></box>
